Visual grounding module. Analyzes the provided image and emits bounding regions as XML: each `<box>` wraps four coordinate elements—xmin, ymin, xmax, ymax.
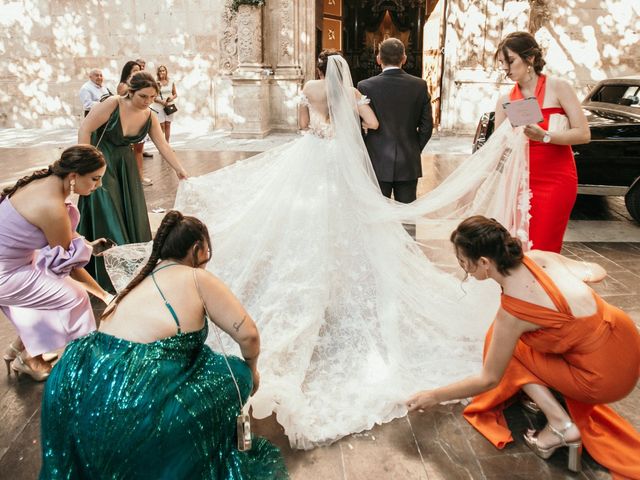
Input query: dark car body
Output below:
<box><xmin>472</xmin><ymin>76</ymin><xmax>640</xmax><ymax>221</ymax></box>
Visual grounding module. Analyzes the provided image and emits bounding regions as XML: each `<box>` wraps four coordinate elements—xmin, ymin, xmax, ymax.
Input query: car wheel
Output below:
<box><xmin>624</xmin><ymin>180</ymin><xmax>640</xmax><ymax>223</ymax></box>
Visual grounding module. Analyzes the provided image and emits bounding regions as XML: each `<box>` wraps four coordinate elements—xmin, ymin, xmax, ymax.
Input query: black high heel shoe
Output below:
<box><xmin>524</xmin><ymin>421</ymin><xmax>582</xmax><ymax>472</ymax></box>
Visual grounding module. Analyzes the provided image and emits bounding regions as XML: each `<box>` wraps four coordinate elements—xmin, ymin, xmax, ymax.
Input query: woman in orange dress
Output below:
<box><xmin>407</xmin><ymin>216</ymin><xmax>640</xmax><ymax>478</ymax></box>
<box><xmin>494</xmin><ymin>32</ymin><xmax>590</xmax><ymax>252</ymax></box>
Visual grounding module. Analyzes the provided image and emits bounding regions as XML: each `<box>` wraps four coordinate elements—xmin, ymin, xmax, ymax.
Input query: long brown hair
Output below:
<box><xmin>450</xmin><ymin>216</ymin><xmax>523</xmax><ymax>275</ymax></box>
<box><xmin>1</xmin><ymin>145</ymin><xmax>105</xmax><ymax>199</ymax></box>
<box><xmin>102</xmin><ymin>210</ymin><xmax>211</xmax><ymax>317</ymax></box>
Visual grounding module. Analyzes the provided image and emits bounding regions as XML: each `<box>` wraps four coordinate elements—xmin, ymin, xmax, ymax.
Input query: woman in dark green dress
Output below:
<box><xmin>40</xmin><ymin>211</ymin><xmax>288</xmax><ymax>479</ymax></box>
<box><xmin>77</xmin><ymin>72</ymin><xmax>188</xmax><ymax>291</ymax></box>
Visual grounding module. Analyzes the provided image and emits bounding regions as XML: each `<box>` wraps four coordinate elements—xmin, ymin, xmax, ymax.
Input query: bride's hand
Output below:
<box><xmin>523</xmin><ymin>123</ymin><xmax>546</xmax><ymax>141</ymax></box>
<box><xmin>406</xmin><ymin>390</ymin><xmax>439</xmax><ymax>412</ymax></box>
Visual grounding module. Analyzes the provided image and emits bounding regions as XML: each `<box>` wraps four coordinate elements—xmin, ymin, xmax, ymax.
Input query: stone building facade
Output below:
<box><xmin>0</xmin><ymin>0</ymin><xmax>638</xmax><ymax>134</ymax></box>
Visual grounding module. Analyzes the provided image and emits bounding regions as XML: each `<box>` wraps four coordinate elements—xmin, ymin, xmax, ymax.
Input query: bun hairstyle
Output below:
<box><xmin>127</xmin><ymin>71</ymin><xmax>160</xmax><ymax>97</ymax></box>
<box><xmin>317</xmin><ymin>49</ymin><xmax>342</xmax><ymax>76</ymax></box>
<box><xmin>450</xmin><ymin>215</ymin><xmax>523</xmax><ymax>275</ymax></box>
<box><xmin>102</xmin><ymin>210</ymin><xmax>211</xmax><ymax>317</ymax></box>
<box><xmin>496</xmin><ymin>31</ymin><xmax>546</xmax><ymax>74</ymax></box>
<box><xmin>1</xmin><ymin>145</ymin><xmax>105</xmax><ymax>199</ymax></box>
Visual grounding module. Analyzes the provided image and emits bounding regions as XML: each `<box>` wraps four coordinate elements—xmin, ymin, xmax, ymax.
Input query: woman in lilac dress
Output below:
<box><xmin>0</xmin><ymin>145</ymin><xmax>110</xmax><ymax>381</ymax></box>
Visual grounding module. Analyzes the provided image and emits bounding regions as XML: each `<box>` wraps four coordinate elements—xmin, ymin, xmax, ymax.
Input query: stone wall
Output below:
<box><xmin>440</xmin><ymin>0</ymin><xmax>640</xmax><ymax>133</ymax></box>
<box><xmin>0</xmin><ymin>0</ymin><xmax>229</xmax><ymax>129</ymax></box>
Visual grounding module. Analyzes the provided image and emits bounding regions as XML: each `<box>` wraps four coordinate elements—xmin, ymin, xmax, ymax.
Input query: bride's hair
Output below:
<box><xmin>495</xmin><ymin>31</ymin><xmax>546</xmax><ymax>74</ymax></box>
<box><xmin>450</xmin><ymin>215</ymin><xmax>523</xmax><ymax>275</ymax></box>
<box><xmin>317</xmin><ymin>49</ymin><xmax>342</xmax><ymax>76</ymax></box>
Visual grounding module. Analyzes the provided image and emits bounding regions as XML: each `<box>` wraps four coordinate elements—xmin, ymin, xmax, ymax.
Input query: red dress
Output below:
<box><xmin>510</xmin><ymin>75</ymin><xmax>577</xmax><ymax>252</ymax></box>
<box><xmin>463</xmin><ymin>256</ymin><xmax>640</xmax><ymax>479</ymax></box>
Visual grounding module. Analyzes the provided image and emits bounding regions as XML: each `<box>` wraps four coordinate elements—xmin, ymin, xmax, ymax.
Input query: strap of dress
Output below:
<box><xmin>521</xmin><ymin>256</ymin><xmax>573</xmax><ymax>316</ymax></box>
<box><xmin>151</xmin><ymin>263</ymin><xmax>181</xmax><ymax>333</ymax></box>
<box><xmin>509</xmin><ymin>74</ymin><xmax>546</xmax><ymax>110</ymax></box>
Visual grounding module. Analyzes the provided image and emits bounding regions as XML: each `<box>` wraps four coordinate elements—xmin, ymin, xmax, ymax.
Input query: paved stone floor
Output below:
<box><xmin>0</xmin><ymin>134</ymin><xmax>638</xmax><ymax>479</ymax></box>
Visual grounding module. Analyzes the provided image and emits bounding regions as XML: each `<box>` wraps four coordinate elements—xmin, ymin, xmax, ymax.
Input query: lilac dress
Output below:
<box><xmin>0</xmin><ymin>197</ymin><xmax>95</xmax><ymax>356</ymax></box>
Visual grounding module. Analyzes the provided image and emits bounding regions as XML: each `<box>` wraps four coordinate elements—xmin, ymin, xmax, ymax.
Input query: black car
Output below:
<box><xmin>472</xmin><ymin>75</ymin><xmax>640</xmax><ymax>222</ymax></box>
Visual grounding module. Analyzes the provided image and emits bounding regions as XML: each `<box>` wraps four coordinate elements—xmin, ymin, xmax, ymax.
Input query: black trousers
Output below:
<box><xmin>378</xmin><ymin>180</ymin><xmax>418</xmax><ymax>239</ymax></box>
<box><xmin>378</xmin><ymin>180</ymin><xmax>418</xmax><ymax>203</ymax></box>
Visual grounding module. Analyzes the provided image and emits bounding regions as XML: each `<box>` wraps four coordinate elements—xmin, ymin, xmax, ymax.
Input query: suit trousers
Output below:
<box><xmin>378</xmin><ymin>180</ymin><xmax>417</xmax><ymax>239</ymax></box>
<box><xmin>378</xmin><ymin>180</ymin><xmax>418</xmax><ymax>203</ymax></box>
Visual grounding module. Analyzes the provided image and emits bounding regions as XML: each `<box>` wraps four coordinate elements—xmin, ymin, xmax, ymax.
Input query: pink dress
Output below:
<box><xmin>0</xmin><ymin>197</ymin><xmax>96</xmax><ymax>356</ymax></box>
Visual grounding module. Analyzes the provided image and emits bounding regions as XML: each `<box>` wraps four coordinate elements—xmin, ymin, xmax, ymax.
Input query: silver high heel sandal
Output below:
<box><xmin>10</xmin><ymin>354</ymin><xmax>51</xmax><ymax>382</ymax></box>
<box><xmin>524</xmin><ymin>421</ymin><xmax>582</xmax><ymax>472</ymax></box>
<box><xmin>3</xmin><ymin>342</ymin><xmax>22</xmax><ymax>375</ymax></box>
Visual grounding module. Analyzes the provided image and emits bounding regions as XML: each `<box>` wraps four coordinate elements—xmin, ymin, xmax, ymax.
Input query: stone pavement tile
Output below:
<box><xmin>587</xmin><ymin>242</ymin><xmax>640</xmax><ymax>261</ymax></box>
<box><xmin>604</xmin><ymin>270</ymin><xmax>640</xmax><ymax>295</ymax></box>
<box><xmin>479</xmin><ymin>452</ymin><xmax>591</xmax><ymax>480</ymax></box>
<box><xmin>340</xmin><ymin>418</ymin><xmax>428</xmax><ymax>480</ymax></box>
<box><xmin>0</xmin><ymin>408</ymin><xmax>41</xmax><ymax>479</ymax></box>
<box><xmin>589</xmin><ymin>275</ymin><xmax>633</xmax><ymax>297</ymax></box>
<box><xmin>252</xmin><ymin>413</ymin><xmax>345</xmax><ymax>479</ymax></box>
<box><xmin>408</xmin><ymin>405</ymin><xmax>485</xmax><ymax>479</ymax></box>
<box><xmin>0</xmin><ymin>379</ymin><xmax>45</xmax><ymax>459</ymax></box>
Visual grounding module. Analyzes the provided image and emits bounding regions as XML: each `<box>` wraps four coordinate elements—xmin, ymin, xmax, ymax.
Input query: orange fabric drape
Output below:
<box><xmin>464</xmin><ymin>256</ymin><xmax>640</xmax><ymax>479</ymax></box>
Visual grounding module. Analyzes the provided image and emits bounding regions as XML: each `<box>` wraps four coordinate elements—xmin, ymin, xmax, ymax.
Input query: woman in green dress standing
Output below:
<box><xmin>77</xmin><ymin>71</ymin><xmax>188</xmax><ymax>291</ymax></box>
<box><xmin>40</xmin><ymin>211</ymin><xmax>288</xmax><ymax>479</ymax></box>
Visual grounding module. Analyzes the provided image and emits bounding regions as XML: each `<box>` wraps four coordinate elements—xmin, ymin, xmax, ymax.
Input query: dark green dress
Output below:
<box><xmin>77</xmin><ymin>103</ymin><xmax>153</xmax><ymax>292</ymax></box>
<box><xmin>40</xmin><ymin>267</ymin><xmax>288</xmax><ymax>479</ymax></box>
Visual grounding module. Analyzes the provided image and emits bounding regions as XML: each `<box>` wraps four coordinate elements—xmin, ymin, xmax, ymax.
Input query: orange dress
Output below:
<box><xmin>511</xmin><ymin>75</ymin><xmax>578</xmax><ymax>252</ymax></box>
<box><xmin>463</xmin><ymin>256</ymin><xmax>640</xmax><ymax>479</ymax></box>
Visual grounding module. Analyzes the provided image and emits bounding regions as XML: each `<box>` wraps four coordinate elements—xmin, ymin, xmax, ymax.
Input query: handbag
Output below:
<box><xmin>192</xmin><ymin>270</ymin><xmax>252</xmax><ymax>451</ymax></box>
<box><xmin>159</xmin><ymin>88</ymin><xmax>178</xmax><ymax>115</ymax></box>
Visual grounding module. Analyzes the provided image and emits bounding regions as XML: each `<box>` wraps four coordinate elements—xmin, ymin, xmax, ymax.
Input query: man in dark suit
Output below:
<box><xmin>357</xmin><ymin>38</ymin><xmax>433</xmax><ymax>204</ymax></box>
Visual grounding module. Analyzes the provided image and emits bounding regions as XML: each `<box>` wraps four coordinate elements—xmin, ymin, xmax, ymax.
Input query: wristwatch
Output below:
<box><xmin>542</xmin><ymin>131</ymin><xmax>552</xmax><ymax>143</ymax></box>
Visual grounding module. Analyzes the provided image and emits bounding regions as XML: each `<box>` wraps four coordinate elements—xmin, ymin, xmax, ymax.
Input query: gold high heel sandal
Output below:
<box><xmin>524</xmin><ymin>421</ymin><xmax>582</xmax><ymax>472</ymax></box>
<box><xmin>10</xmin><ymin>354</ymin><xmax>51</xmax><ymax>382</ymax></box>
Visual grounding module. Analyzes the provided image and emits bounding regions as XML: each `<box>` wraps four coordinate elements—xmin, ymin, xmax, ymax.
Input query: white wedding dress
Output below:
<box><xmin>105</xmin><ymin>56</ymin><xmax>530</xmax><ymax>449</ymax></box>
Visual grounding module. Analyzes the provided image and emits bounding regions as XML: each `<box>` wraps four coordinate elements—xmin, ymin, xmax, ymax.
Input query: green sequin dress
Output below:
<box><xmin>40</xmin><ymin>324</ymin><xmax>288</xmax><ymax>479</ymax></box>
<box><xmin>77</xmin><ymin>103</ymin><xmax>153</xmax><ymax>292</ymax></box>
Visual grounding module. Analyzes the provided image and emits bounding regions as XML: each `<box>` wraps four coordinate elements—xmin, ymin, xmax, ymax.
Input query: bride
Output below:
<box><xmin>106</xmin><ymin>52</ymin><xmax>530</xmax><ymax>449</ymax></box>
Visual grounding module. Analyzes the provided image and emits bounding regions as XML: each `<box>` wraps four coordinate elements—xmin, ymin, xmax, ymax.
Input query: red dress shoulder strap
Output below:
<box><xmin>509</xmin><ymin>74</ymin><xmax>546</xmax><ymax>109</ymax></box>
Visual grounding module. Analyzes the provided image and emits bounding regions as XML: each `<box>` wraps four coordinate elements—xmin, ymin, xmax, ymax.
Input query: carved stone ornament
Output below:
<box><xmin>279</xmin><ymin>0</ymin><xmax>293</xmax><ymax>61</ymax></box>
<box><xmin>529</xmin><ymin>0</ymin><xmax>551</xmax><ymax>34</ymax></box>
<box><xmin>237</xmin><ymin>3</ymin><xmax>263</xmax><ymax>67</ymax></box>
<box><xmin>220</xmin><ymin>1</ymin><xmax>239</xmax><ymax>74</ymax></box>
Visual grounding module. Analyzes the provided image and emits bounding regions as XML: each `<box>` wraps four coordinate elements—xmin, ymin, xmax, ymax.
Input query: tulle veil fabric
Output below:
<box><xmin>104</xmin><ymin>56</ymin><xmax>530</xmax><ymax>449</ymax></box>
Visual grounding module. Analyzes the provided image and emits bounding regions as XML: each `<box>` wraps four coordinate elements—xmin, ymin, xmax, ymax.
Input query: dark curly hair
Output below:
<box><xmin>1</xmin><ymin>145</ymin><xmax>105</xmax><ymax>199</ymax></box>
<box><xmin>450</xmin><ymin>216</ymin><xmax>523</xmax><ymax>276</ymax></box>
<box><xmin>317</xmin><ymin>49</ymin><xmax>343</xmax><ymax>76</ymax></box>
<box><xmin>496</xmin><ymin>31</ymin><xmax>546</xmax><ymax>75</ymax></box>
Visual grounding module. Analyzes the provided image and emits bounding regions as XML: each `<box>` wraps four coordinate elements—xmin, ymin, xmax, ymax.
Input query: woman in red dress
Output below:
<box><xmin>493</xmin><ymin>32</ymin><xmax>590</xmax><ymax>252</ymax></box>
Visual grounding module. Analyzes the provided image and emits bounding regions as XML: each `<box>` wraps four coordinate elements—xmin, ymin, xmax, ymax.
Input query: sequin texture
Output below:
<box><xmin>40</xmin><ymin>323</ymin><xmax>288</xmax><ymax>479</ymax></box>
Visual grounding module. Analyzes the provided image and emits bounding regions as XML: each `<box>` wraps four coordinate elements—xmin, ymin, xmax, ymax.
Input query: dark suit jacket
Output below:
<box><xmin>357</xmin><ymin>69</ymin><xmax>433</xmax><ymax>182</ymax></box>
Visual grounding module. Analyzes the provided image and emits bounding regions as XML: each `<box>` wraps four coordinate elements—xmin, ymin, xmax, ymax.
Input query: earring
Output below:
<box><xmin>70</xmin><ymin>180</ymin><xmax>76</xmax><ymax>195</ymax></box>
<box><xmin>527</xmin><ymin>65</ymin><xmax>531</xmax><ymax>73</ymax></box>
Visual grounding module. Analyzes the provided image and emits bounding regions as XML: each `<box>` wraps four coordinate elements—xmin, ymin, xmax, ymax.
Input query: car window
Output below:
<box><xmin>590</xmin><ymin>84</ymin><xmax>640</xmax><ymax>107</ymax></box>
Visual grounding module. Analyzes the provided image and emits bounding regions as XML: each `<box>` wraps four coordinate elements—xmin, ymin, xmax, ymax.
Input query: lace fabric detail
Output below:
<box><xmin>105</xmin><ymin>56</ymin><xmax>531</xmax><ymax>450</ymax></box>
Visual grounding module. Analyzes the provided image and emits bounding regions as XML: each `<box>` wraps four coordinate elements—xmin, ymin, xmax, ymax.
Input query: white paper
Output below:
<box><xmin>502</xmin><ymin>96</ymin><xmax>544</xmax><ymax>127</ymax></box>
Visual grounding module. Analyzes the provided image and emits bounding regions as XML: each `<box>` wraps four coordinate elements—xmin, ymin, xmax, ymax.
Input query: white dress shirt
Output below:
<box><xmin>79</xmin><ymin>81</ymin><xmax>111</xmax><ymax>112</ymax></box>
<box><xmin>382</xmin><ymin>66</ymin><xmax>402</xmax><ymax>72</ymax></box>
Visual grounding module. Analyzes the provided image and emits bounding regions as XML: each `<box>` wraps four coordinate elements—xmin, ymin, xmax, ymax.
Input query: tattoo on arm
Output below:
<box><xmin>233</xmin><ymin>315</ymin><xmax>247</xmax><ymax>333</ymax></box>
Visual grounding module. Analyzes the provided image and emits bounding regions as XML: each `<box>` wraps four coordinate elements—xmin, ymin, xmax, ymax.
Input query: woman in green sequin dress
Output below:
<box><xmin>40</xmin><ymin>211</ymin><xmax>288</xmax><ymax>479</ymax></box>
<box><xmin>77</xmin><ymin>71</ymin><xmax>188</xmax><ymax>292</ymax></box>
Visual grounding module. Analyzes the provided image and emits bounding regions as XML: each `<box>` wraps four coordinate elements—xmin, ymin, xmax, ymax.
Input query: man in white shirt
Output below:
<box><xmin>79</xmin><ymin>68</ymin><xmax>111</xmax><ymax>116</ymax></box>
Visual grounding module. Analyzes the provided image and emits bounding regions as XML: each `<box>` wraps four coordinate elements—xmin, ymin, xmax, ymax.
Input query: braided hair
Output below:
<box><xmin>102</xmin><ymin>210</ymin><xmax>211</xmax><ymax>317</ymax></box>
<box><xmin>450</xmin><ymin>215</ymin><xmax>523</xmax><ymax>275</ymax></box>
<box><xmin>1</xmin><ymin>145</ymin><xmax>105</xmax><ymax>199</ymax></box>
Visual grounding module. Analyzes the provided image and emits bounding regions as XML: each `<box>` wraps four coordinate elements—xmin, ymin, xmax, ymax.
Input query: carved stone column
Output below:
<box><xmin>269</xmin><ymin>0</ymin><xmax>305</xmax><ymax>131</ymax></box>
<box><xmin>231</xmin><ymin>4</ymin><xmax>271</xmax><ymax>138</ymax></box>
